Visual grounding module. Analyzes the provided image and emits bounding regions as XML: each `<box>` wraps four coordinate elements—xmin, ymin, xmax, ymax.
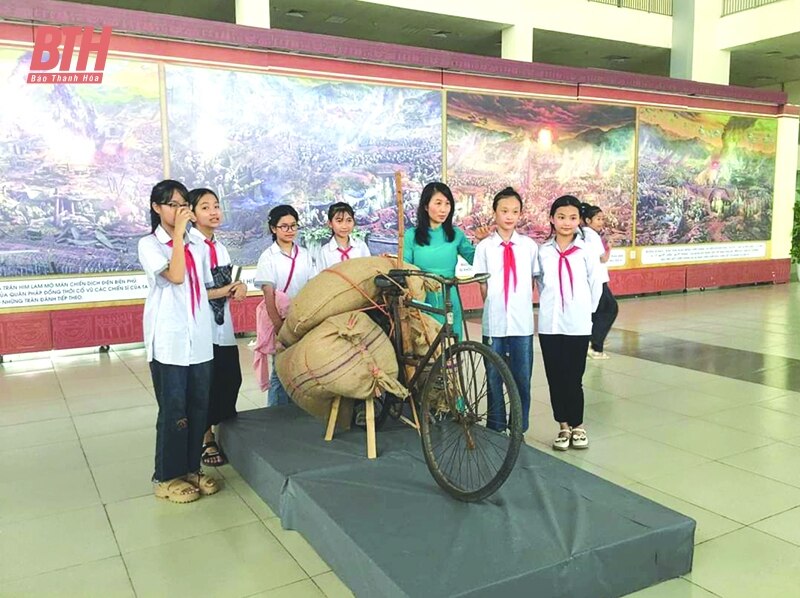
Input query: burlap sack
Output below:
<box><xmin>406</xmin><ymin>308</ymin><xmax>442</xmax><ymax>357</ymax></box>
<box><xmin>275</xmin><ymin>311</ymin><xmax>409</xmax><ymax>429</ymax></box>
<box><xmin>278</xmin><ymin>256</ymin><xmax>429</xmax><ymax>347</ymax></box>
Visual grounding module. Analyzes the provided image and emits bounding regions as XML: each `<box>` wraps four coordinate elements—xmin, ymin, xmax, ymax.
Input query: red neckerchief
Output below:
<box><xmin>166</xmin><ymin>239</ymin><xmax>200</xmax><ymax>318</ymax></box>
<box><xmin>281</xmin><ymin>245</ymin><xmax>298</xmax><ymax>294</ymax></box>
<box><xmin>556</xmin><ymin>245</ymin><xmax>580</xmax><ymax>311</ymax></box>
<box><xmin>204</xmin><ymin>238</ymin><xmax>218</xmax><ymax>269</ymax></box>
<box><xmin>500</xmin><ymin>240</ymin><xmax>517</xmax><ymax>309</ymax></box>
<box><xmin>337</xmin><ymin>246</ymin><xmax>352</xmax><ymax>261</ymax></box>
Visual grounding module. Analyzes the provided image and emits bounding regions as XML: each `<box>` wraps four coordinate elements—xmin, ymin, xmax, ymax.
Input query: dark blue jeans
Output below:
<box><xmin>483</xmin><ymin>335</ymin><xmax>533</xmax><ymax>433</ymax></box>
<box><xmin>268</xmin><ymin>356</ymin><xmax>292</xmax><ymax>407</ymax></box>
<box><xmin>150</xmin><ymin>359</ymin><xmax>212</xmax><ymax>482</ymax></box>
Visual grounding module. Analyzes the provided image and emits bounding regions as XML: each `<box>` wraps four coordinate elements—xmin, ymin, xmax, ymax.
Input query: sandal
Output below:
<box><xmin>202</xmin><ymin>440</ymin><xmax>227</xmax><ymax>467</ymax></box>
<box><xmin>186</xmin><ymin>470</ymin><xmax>221</xmax><ymax>496</ymax></box>
<box><xmin>571</xmin><ymin>427</ymin><xmax>589</xmax><ymax>449</ymax></box>
<box><xmin>154</xmin><ymin>477</ymin><xmax>200</xmax><ymax>504</ymax></box>
<box><xmin>553</xmin><ymin>429</ymin><xmax>571</xmax><ymax>451</ymax></box>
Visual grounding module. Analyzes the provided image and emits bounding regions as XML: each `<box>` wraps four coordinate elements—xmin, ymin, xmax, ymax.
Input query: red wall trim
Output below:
<box><xmin>0</xmin><ymin>261</ymin><xmax>789</xmax><ymax>354</ymax></box>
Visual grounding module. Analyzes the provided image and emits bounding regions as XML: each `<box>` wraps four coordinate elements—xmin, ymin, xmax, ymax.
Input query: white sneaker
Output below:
<box><xmin>587</xmin><ymin>348</ymin><xmax>610</xmax><ymax>360</ymax></box>
<box><xmin>553</xmin><ymin>429</ymin><xmax>571</xmax><ymax>451</ymax></box>
<box><xmin>571</xmin><ymin>427</ymin><xmax>589</xmax><ymax>449</ymax></box>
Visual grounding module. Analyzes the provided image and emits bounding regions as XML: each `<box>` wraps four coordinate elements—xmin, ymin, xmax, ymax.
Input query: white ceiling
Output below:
<box><xmin>51</xmin><ymin>0</ymin><xmax>800</xmax><ymax>88</ymax></box>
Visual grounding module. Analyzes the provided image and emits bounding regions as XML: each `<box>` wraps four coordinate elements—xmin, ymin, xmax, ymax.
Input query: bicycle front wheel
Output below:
<box><xmin>419</xmin><ymin>341</ymin><xmax>523</xmax><ymax>502</ymax></box>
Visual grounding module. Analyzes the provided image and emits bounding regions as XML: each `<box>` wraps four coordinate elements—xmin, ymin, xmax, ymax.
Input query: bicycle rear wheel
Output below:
<box><xmin>419</xmin><ymin>341</ymin><xmax>523</xmax><ymax>502</ymax></box>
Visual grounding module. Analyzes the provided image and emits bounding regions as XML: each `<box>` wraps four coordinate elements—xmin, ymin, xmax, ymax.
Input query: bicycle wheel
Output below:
<box><xmin>419</xmin><ymin>341</ymin><xmax>523</xmax><ymax>502</ymax></box>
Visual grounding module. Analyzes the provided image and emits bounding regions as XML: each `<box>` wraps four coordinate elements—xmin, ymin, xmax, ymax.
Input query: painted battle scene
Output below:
<box><xmin>166</xmin><ymin>65</ymin><xmax>442</xmax><ymax>264</ymax></box>
<box><xmin>446</xmin><ymin>92</ymin><xmax>636</xmax><ymax>245</ymax></box>
<box><xmin>636</xmin><ymin>108</ymin><xmax>777</xmax><ymax>245</ymax></box>
<box><xmin>0</xmin><ymin>49</ymin><xmax>162</xmax><ymax>277</ymax></box>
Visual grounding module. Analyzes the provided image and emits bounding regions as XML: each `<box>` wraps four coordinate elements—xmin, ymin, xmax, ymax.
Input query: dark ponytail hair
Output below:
<box><xmin>492</xmin><ymin>187</ymin><xmax>523</xmax><ymax>210</ymax></box>
<box><xmin>268</xmin><ymin>204</ymin><xmax>299</xmax><ymax>242</ymax></box>
<box><xmin>150</xmin><ymin>179</ymin><xmax>189</xmax><ymax>233</ymax></box>
<box><xmin>415</xmin><ymin>182</ymin><xmax>455</xmax><ymax>246</ymax></box>
<box><xmin>548</xmin><ymin>194</ymin><xmax>583</xmax><ymax>239</ymax></box>
<box><xmin>580</xmin><ymin>202</ymin><xmax>602</xmax><ymax>223</ymax></box>
<box><xmin>188</xmin><ymin>188</ymin><xmax>219</xmax><ymax>211</ymax></box>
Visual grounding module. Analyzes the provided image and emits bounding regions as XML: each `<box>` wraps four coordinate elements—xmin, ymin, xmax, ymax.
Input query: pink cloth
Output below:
<box><xmin>253</xmin><ymin>291</ymin><xmax>290</xmax><ymax>392</ymax></box>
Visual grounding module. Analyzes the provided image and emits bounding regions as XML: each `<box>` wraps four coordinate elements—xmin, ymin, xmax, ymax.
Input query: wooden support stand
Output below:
<box><xmin>324</xmin><ymin>396</ymin><xmax>377</xmax><ymax>460</ymax></box>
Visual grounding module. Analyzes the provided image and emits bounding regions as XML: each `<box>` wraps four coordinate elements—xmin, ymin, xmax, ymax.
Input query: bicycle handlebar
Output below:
<box><xmin>388</xmin><ymin>269</ymin><xmax>490</xmax><ymax>287</ymax></box>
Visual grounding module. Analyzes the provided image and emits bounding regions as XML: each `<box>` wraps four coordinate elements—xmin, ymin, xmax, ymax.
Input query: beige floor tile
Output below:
<box><xmin>66</xmin><ymin>386</ymin><xmax>155</xmax><ymax>416</ymax></box>
<box><xmin>55</xmin><ymin>360</ymin><xmax>134</xmax><ymax>380</ymax></box>
<box><xmin>702</xmin><ymin>405</ymin><xmax>800</xmax><ymax>440</ymax></box>
<box><xmin>264</xmin><ymin>518</ymin><xmax>331</xmax><ymax>577</ymax></box>
<box><xmin>584</xmin><ymin>399</ymin><xmax>687</xmax><ymax>433</ymax></box>
<box><xmin>0</xmin><ymin>557</ymin><xmax>134</xmax><ymax>598</ymax></box>
<box><xmin>92</xmin><ymin>456</ymin><xmax>155</xmax><ymax>504</ymax></box>
<box><xmin>551</xmin><ymin>450</ymin><xmax>638</xmax><ymax>488</ymax></box>
<box><xmin>626</xmin><ymin>388</ymin><xmax>736</xmax><ymax>418</ymax></box>
<box><xmin>250</xmin><ymin>579</ymin><xmax>326</xmax><ymax>598</ymax></box>
<box><xmin>59</xmin><ymin>373</ymin><xmax>144</xmax><ymax>398</ymax></box>
<box><xmin>759</xmin><ymin>393</ymin><xmax>800</xmax><ymax>417</ymax></box>
<box><xmin>627</xmin><ymin>484</ymin><xmax>743</xmax><ymax>545</ymax></box>
<box><xmin>687</xmin><ymin>527</ymin><xmax>800</xmax><ymax>598</ymax></box>
<box><xmin>124</xmin><ymin>522</ymin><xmax>306</xmax><ymax>598</ymax></box>
<box><xmin>644</xmin><ymin>461</ymin><xmax>800</xmax><ymax>525</ymax></box>
<box><xmin>0</xmin><ymin>465</ymin><xmax>101</xmax><ymax>525</ymax></box>
<box><xmin>51</xmin><ymin>353</ymin><xmax>122</xmax><ymax>369</ymax></box>
<box><xmin>0</xmin><ymin>398</ymin><xmax>70</xmax><ymax>425</ymax></box>
<box><xmin>0</xmin><ymin>506</ymin><xmax>118</xmax><ymax>583</ymax></box>
<box><xmin>0</xmin><ymin>417</ymin><xmax>77</xmax><ymax>449</ymax></box>
<box><xmin>81</xmin><ymin>426</ymin><xmax>156</xmax><ymax>469</ymax></box>
<box><xmin>569</xmin><ymin>435</ymin><xmax>708</xmax><ymax>483</ymax></box>
<box><xmin>226</xmin><ymin>475</ymin><xmax>279</xmax><ymax>520</ymax></box>
<box><xmin>624</xmin><ymin>577</ymin><xmax>722</xmax><ymax>597</ymax></box>
<box><xmin>0</xmin><ymin>358</ymin><xmax>54</xmax><ymax>375</ymax></box>
<box><xmin>312</xmin><ymin>571</ymin><xmax>354</xmax><ymax>598</ymax></box>
<box><xmin>752</xmin><ymin>506</ymin><xmax>800</xmax><ymax>547</ymax></box>
<box><xmin>720</xmin><ymin>442</ymin><xmax>800</xmax><ymax>488</ymax></box>
<box><xmin>583</xmin><ymin>372</ymin><xmax>674</xmax><ymax>399</ymax></box>
<box><xmin>73</xmin><ymin>404</ymin><xmax>157</xmax><ymax>438</ymax></box>
<box><xmin>644</xmin><ymin>419</ymin><xmax>774</xmax><ymax>460</ymax></box>
<box><xmin>582</xmin><ymin>387</ymin><xmax>623</xmax><ymax>405</ymax></box>
<box><xmin>107</xmin><ymin>489</ymin><xmax>257</xmax><ymax>553</ymax></box>
<box><xmin>691</xmin><ymin>378</ymin><xmax>785</xmax><ymax>404</ymax></box>
<box><xmin>0</xmin><ymin>378</ymin><xmax>64</xmax><ymax>402</ymax></box>
<box><xmin>3</xmin><ymin>439</ymin><xmax>88</xmax><ymax>481</ymax></box>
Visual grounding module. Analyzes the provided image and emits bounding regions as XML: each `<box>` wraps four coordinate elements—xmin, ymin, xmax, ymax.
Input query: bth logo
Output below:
<box><xmin>27</xmin><ymin>26</ymin><xmax>112</xmax><ymax>84</ymax></box>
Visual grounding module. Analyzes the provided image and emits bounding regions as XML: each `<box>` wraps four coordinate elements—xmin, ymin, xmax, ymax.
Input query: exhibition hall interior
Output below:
<box><xmin>1</xmin><ymin>0</ymin><xmax>800</xmax><ymax>596</ymax></box>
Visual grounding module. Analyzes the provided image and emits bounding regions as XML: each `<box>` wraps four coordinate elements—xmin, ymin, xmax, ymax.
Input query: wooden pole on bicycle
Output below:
<box><xmin>394</xmin><ymin>171</ymin><xmax>421</xmax><ymax>432</ymax></box>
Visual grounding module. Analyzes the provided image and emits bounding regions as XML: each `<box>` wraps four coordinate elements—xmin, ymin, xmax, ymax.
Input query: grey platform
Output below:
<box><xmin>220</xmin><ymin>406</ymin><xmax>694</xmax><ymax>598</ymax></box>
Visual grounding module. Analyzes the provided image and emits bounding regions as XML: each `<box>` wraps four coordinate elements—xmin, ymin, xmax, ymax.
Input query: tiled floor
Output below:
<box><xmin>3</xmin><ymin>283</ymin><xmax>800</xmax><ymax>597</ymax></box>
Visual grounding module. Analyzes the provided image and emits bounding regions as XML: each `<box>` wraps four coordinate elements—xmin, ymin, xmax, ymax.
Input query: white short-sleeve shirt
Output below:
<box><xmin>190</xmin><ymin>228</ymin><xmax>237</xmax><ymax>347</ymax></box>
<box><xmin>582</xmin><ymin>227</ymin><xmax>610</xmax><ymax>284</ymax></box>
<box><xmin>316</xmin><ymin>236</ymin><xmax>371</xmax><ymax>271</ymax></box>
<box><xmin>254</xmin><ymin>242</ymin><xmax>315</xmax><ymax>299</ymax></box>
<box><xmin>536</xmin><ymin>236</ymin><xmax>603</xmax><ymax>336</ymax></box>
<box><xmin>138</xmin><ymin>225</ymin><xmax>214</xmax><ymax>365</ymax></box>
<box><xmin>473</xmin><ymin>231</ymin><xmax>539</xmax><ymax>338</ymax></box>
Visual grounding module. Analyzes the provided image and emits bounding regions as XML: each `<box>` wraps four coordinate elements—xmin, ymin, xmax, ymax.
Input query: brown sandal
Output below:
<box><xmin>154</xmin><ymin>477</ymin><xmax>200</xmax><ymax>503</ymax></box>
<box><xmin>186</xmin><ymin>471</ymin><xmax>220</xmax><ymax>496</ymax></box>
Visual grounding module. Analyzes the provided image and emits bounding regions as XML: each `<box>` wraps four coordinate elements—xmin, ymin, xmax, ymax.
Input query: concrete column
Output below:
<box><xmin>771</xmin><ymin>111</ymin><xmax>800</xmax><ymax>259</ymax></box>
<box><xmin>501</xmin><ymin>24</ymin><xmax>534</xmax><ymax>61</ymax></box>
<box><xmin>235</xmin><ymin>0</ymin><xmax>271</xmax><ymax>28</ymax></box>
<box><xmin>670</xmin><ymin>0</ymin><xmax>729</xmax><ymax>84</ymax></box>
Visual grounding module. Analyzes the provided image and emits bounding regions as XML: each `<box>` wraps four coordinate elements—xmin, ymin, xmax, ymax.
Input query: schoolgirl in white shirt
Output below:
<box><xmin>254</xmin><ymin>204</ymin><xmax>315</xmax><ymax>406</ymax></box>
<box><xmin>537</xmin><ymin>195</ymin><xmax>603</xmax><ymax>451</ymax></box>
<box><xmin>316</xmin><ymin>202</ymin><xmax>371</xmax><ymax>270</ymax></box>
<box><xmin>137</xmin><ymin>179</ymin><xmax>219</xmax><ymax>504</ymax></box>
<box><xmin>188</xmin><ymin>188</ymin><xmax>248</xmax><ymax>467</ymax></box>
<box><xmin>473</xmin><ymin>187</ymin><xmax>539</xmax><ymax>434</ymax></box>
<box><xmin>581</xmin><ymin>203</ymin><xmax>619</xmax><ymax>360</ymax></box>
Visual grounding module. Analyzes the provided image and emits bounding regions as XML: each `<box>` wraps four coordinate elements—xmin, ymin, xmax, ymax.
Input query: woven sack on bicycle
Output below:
<box><xmin>406</xmin><ymin>308</ymin><xmax>442</xmax><ymax>357</ymax></box>
<box><xmin>278</xmin><ymin>256</ymin><xmax>430</xmax><ymax>347</ymax></box>
<box><xmin>275</xmin><ymin>311</ymin><xmax>409</xmax><ymax>430</ymax></box>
